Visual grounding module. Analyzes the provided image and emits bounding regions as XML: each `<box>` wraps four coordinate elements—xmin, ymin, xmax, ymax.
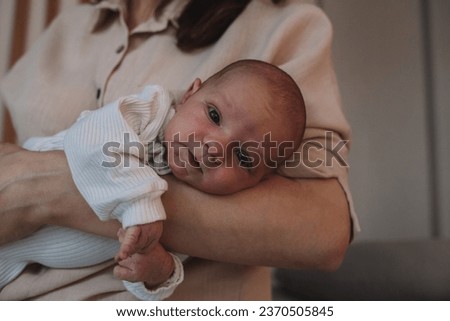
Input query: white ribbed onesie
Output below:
<box><xmin>0</xmin><ymin>85</ymin><xmax>184</xmax><ymax>300</ymax></box>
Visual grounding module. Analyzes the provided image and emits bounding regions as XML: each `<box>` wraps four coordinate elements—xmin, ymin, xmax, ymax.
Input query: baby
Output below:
<box><xmin>0</xmin><ymin>59</ymin><xmax>306</xmax><ymax>300</ymax></box>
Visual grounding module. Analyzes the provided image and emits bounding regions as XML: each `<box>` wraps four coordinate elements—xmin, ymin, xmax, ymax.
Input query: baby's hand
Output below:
<box><xmin>114</xmin><ymin>242</ymin><xmax>175</xmax><ymax>288</ymax></box>
<box><xmin>116</xmin><ymin>221</ymin><xmax>163</xmax><ymax>261</ymax></box>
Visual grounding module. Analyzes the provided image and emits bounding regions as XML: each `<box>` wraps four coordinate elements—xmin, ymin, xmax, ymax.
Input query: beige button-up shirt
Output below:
<box><xmin>0</xmin><ymin>0</ymin><xmax>358</xmax><ymax>300</ymax></box>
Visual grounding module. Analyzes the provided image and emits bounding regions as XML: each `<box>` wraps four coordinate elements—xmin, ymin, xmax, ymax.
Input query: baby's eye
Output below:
<box><xmin>235</xmin><ymin>149</ymin><xmax>253</xmax><ymax>169</ymax></box>
<box><xmin>208</xmin><ymin>105</ymin><xmax>221</xmax><ymax>125</ymax></box>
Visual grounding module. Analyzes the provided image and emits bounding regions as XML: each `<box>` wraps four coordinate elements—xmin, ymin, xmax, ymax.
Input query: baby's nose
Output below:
<box><xmin>204</xmin><ymin>141</ymin><xmax>225</xmax><ymax>158</ymax></box>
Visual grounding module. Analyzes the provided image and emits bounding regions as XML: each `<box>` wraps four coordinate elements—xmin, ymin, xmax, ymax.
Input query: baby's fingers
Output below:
<box><xmin>117</xmin><ymin>226</ymin><xmax>141</xmax><ymax>260</ymax></box>
<box><xmin>117</xmin><ymin>228</ymin><xmax>126</xmax><ymax>242</ymax></box>
<box><xmin>113</xmin><ymin>261</ymin><xmax>138</xmax><ymax>283</ymax></box>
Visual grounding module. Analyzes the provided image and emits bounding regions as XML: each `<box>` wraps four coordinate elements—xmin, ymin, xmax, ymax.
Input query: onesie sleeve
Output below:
<box><xmin>22</xmin><ymin>128</ymin><xmax>67</xmax><ymax>151</ymax></box>
<box><xmin>64</xmin><ymin>85</ymin><xmax>175</xmax><ymax>227</ymax></box>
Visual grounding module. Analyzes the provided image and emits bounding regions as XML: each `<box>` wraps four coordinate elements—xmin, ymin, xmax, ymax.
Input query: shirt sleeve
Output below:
<box><xmin>263</xmin><ymin>4</ymin><xmax>360</xmax><ymax>233</ymax></box>
<box><xmin>63</xmin><ymin>85</ymin><xmax>175</xmax><ymax>227</ymax></box>
<box><xmin>122</xmin><ymin>252</ymin><xmax>185</xmax><ymax>301</ymax></box>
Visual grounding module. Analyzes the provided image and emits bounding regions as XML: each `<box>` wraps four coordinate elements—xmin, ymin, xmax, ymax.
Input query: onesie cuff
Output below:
<box><xmin>117</xmin><ymin>193</ymin><xmax>167</xmax><ymax>229</ymax></box>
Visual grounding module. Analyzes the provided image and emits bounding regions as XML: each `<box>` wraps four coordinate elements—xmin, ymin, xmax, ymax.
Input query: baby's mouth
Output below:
<box><xmin>187</xmin><ymin>148</ymin><xmax>200</xmax><ymax>168</ymax></box>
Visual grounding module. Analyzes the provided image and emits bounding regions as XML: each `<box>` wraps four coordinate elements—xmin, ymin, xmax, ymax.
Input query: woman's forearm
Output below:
<box><xmin>0</xmin><ymin>144</ymin><xmax>120</xmax><ymax>244</ymax></box>
<box><xmin>161</xmin><ymin>174</ymin><xmax>351</xmax><ymax>271</ymax></box>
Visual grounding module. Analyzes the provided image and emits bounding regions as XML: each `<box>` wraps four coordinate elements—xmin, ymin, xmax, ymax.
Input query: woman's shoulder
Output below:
<box><xmin>248</xmin><ymin>0</ymin><xmax>331</xmax><ymax>27</ymax></box>
<box><xmin>235</xmin><ymin>0</ymin><xmax>332</xmax><ymax>47</ymax></box>
<box><xmin>239</xmin><ymin>0</ymin><xmax>332</xmax><ymax>36</ymax></box>
<box><xmin>47</xmin><ymin>2</ymin><xmax>99</xmax><ymax>32</ymax></box>
<box><xmin>252</xmin><ymin>0</ymin><xmax>326</xmax><ymax>15</ymax></box>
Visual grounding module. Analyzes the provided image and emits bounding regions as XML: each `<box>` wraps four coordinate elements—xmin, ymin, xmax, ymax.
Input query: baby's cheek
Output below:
<box><xmin>212</xmin><ymin>168</ymin><xmax>248</xmax><ymax>194</ymax></box>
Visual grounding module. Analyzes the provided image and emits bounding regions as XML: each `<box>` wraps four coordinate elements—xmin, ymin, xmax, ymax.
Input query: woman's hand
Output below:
<box><xmin>0</xmin><ymin>143</ymin><xmax>120</xmax><ymax>245</ymax></box>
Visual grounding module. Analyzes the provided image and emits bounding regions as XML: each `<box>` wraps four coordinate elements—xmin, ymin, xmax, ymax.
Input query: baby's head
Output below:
<box><xmin>164</xmin><ymin>59</ymin><xmax>306</xmax><ymax>194</ymax></box>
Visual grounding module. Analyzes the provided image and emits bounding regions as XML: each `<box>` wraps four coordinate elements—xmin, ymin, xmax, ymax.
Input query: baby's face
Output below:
<box><xmin>164</xmin><ymin>74</ymin><xmax>295</xmax><ymax>195</ymax></box>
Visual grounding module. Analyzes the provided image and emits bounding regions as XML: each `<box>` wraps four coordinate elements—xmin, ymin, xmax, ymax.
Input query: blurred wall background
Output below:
<box><xmin>321</xmin><ymin>0</ymin><xmax>450</xmax><ymax>241</ymax></box>
<box><xmin>1</xmin><ymin>0</ymin><xmax>449</xmax><ymax>243</ymax></box>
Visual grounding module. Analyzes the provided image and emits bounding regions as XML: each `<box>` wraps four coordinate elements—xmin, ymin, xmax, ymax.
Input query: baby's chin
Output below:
<box><xmin>188</xmin><ymin>180</ymin><xmax>242</xmax><ymax>196</ymax></box>
<box><xmin>169</xmin><ymin>171</ymin><xmax>216</xmax><ymax>194</ymax></box>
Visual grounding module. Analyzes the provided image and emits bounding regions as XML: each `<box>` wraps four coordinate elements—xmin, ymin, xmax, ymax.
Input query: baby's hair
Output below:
<box><xmin>204</xmin><ymin>59</ymin><xmax>306</xmax><ymax>163</ymax></box>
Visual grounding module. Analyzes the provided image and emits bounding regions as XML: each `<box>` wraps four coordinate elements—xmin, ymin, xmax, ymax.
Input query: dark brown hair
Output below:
<box><xmin>157</xmin><ymin>0</ymin><xmax>283</xmax><ymax>52</ymax></box>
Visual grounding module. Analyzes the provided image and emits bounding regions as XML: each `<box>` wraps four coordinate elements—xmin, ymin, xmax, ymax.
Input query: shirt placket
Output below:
<box><xmin>93</xmin><ymin>0</ymin><xmax>185</xmax><ymax>106</ymax></box>
<box><xmin>94</xmin><ymin>7</ymin><xmax>130</xmax><ymax>107</ymax></box>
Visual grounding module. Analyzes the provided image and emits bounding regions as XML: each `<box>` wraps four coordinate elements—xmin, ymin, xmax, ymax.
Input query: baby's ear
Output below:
<box><xmin>180</xmin><ymin>78</ymin><xmax>202</xmax><ymax>104</ymax></box>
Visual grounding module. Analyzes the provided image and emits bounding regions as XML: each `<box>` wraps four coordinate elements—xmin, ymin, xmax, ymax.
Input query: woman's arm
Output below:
<box><xmin>0</xmin><ymin>144</ymin><xmax>120</xmax><ymax>245</ymax></box>
<box><xmin>161</xmin><ymin>174</ymin><xmax>350</xmax><ymax>271</ymax></box>
<box><xmin>0</xmin><ymin>143</ymin><xmax>350</xmax><ymax>270</ymax></box>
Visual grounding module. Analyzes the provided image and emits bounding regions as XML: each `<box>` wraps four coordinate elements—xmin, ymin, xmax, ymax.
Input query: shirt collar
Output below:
<box><xmin>89</xmin><ymin>0</ymin><xmax>189</xmax><ymax>33</ymax></box>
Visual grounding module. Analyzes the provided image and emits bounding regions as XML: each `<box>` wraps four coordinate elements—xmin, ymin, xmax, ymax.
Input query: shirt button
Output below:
<box><xmin>96</xmin><ymin>88</ymin><xmax>101</xmax><ymax>99</ymax></box>
<box><xmin>116</xmin><ymin>45</ymin><xmax>125</xmax><ymax>54</ymax></box>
